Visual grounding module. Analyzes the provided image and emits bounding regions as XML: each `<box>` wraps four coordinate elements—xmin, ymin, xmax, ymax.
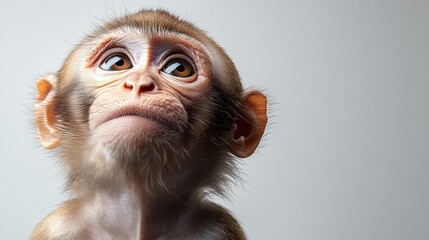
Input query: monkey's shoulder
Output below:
<box><xmin>31</xmin><ymin>197</ymin><xmax>143</xmax><ymax>240</ymax></box>
<box><xmin>30</xmin><ymin>200</ymin><xmax>87</xmax><ymax>240</ymax></box>
<box><xmin>193</xmin><ymin>202</ymin><xmax>247</xmax><ymax>240</ymax></box>
<box><xmin>161</xmin><ymin>202</ymin><xmax>247</xmax><ymax>240</ymax></box>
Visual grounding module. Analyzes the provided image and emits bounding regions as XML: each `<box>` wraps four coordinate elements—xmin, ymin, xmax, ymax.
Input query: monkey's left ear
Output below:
<box><xmin>231</xmin><ymin>90</ymin><xmax>268</xmax><ymax>158</ymax></box>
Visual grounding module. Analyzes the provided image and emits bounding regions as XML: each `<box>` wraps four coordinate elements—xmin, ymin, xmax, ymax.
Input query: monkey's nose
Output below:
<box><xmin>123</xmin><ymin>73</ymin><xmax>156</xmax><ymax>95</ymax></box>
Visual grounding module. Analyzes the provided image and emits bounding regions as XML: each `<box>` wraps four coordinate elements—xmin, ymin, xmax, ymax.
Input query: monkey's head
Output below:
<box><xmin>34</xmin><ymin>10</ymin><xmax>267</xmax><ymax>190</ymax></box>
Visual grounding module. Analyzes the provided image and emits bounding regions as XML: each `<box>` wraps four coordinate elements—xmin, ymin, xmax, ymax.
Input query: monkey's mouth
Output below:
<box><xmin>98</xmin><ymin>106</ymin><xmax>184</xmax><ymax>133</ymax></box>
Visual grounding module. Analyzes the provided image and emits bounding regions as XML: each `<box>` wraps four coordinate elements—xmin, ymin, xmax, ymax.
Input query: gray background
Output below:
<box><xmin>1</xmin><ymin>0</ymin><xmax>428</xmax><ymax>239</ymax></box>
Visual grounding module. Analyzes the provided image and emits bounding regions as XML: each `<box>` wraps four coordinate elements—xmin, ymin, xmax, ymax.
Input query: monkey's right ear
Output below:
<box><xmin>34</xmin><ymin>75</ymin><xmax>60</xmax><ymax>149</ymax></box>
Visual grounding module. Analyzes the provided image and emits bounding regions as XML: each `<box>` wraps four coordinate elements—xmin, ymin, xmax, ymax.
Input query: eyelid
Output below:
<box><xmin>97</xmin><ymin>47</ymin><xmax>135</xmax><ymax>69</ymax></box>
<box><xmin>159</xmin><ymin>53</ymin><xmax>197</xmax><ymax>73</ymax></box>
<box><xmin>159</xmin><ymin>54</ymin><xmax>198</xmax><ymax>84</ymax></box>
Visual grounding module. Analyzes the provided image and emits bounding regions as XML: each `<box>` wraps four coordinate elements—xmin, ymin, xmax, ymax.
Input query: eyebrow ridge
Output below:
<box><xmin>86</xmin><ymin>37</ymin><xmax>122</xmax><ymax>68</ymax></box>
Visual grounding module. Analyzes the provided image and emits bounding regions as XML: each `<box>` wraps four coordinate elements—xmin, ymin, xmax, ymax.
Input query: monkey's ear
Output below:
<box><xmin>34</xmin><ymin>75</ymin><xmax>60</xmax><ymax>149</ymax></box>
<box><xmin>231</xmin><ymin>90</ymin><xmax>268</xmax><ymax>158</ymax></box>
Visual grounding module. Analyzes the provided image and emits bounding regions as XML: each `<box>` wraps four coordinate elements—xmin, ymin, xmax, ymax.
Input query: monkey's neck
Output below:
<box><xmin>72</xmin><ymin>169</ymin><xmax>195</xmax><ymax>240</ymax></box>
<box><xmin>68</xmin><ymin>144</ymin><xmax>228</xmax><ymax>238</ymax></box>
<box><xmin>70</xmin><ymin>157</ymin><xmax>203</xmax><ymax>237</ymax></box>
<box><xmin>74</xmin><ymin>165</ymin><xmax>196</xmax><ymax>205</ymax></box>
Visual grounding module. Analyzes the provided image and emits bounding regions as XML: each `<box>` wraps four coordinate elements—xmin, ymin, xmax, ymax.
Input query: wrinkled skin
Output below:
<box><xmin>32</xmin><ymin>10</ymin><xmax>267</xmax><ymax>240</ymax></box>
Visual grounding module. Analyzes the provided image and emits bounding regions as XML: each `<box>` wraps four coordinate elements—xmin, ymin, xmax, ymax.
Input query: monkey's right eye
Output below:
<box><xmin>99</xmin><ymin>53</ymin><xmax>132</xmax><ymax>71</ymax></box>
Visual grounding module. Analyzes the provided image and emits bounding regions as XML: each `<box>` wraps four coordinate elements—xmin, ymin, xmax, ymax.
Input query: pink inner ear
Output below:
<box><xmin>36</xmin><ymin>80</ymin><xmax>53</xmax><ymax>101</ymax></box>
<box><xmin>233</xmin><ymin>117</ymin><xmax>252</xmax><ymax>140</ymax></box>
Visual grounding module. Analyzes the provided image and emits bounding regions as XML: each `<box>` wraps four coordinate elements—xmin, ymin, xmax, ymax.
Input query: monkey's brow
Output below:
<box><xmin>86</xmin><ymin>37</ymin><xmax>124</xmax><ymax>68</ymax></box>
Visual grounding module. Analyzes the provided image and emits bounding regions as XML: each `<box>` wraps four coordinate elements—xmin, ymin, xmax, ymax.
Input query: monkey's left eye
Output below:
<box><xmin>162</xmin><ymin>59</ymin><xmax>195</xmax><ymax>78</ymax></box>
<box><xmin>100</xmin><ymin>53</ymin><xmax>132</xmax><ymax>71</ymax></box>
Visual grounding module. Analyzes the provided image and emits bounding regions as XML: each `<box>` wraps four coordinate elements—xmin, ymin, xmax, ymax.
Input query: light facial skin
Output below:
<box><xmin>32</xmin><ymin>10</ymin><xmax>267</xmax><ymax>240</ymax></box>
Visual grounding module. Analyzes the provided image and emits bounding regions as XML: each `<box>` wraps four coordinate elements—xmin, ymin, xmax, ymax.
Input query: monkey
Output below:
<box><xmin>32</xmin><ymin>9</ymin><xmax>267</xmax><ymax>240</ymax></box>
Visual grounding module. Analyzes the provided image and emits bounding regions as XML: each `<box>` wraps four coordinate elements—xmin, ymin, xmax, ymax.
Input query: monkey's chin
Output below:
<box><xmin>93</xmin><ymin>116</ymin><xmax>179</xmax><ymax>146</ymax></box>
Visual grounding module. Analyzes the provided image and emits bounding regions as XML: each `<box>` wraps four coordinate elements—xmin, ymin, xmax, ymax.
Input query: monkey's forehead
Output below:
<box><xmin>78</xmin><ymin>27</ymin><xmax>211</xmax><ymax>61</ymax></box>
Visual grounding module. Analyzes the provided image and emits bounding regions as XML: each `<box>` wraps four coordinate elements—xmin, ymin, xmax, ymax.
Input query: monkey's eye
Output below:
<box><xmin>100</xmin><ymin>53</ymin><xmax>132</xmax><ymax>71</ymax></box>
<box><xmin>162</xmin><ymin>59</ymin><xmax>195</xmax><ymax>78</ymax></box>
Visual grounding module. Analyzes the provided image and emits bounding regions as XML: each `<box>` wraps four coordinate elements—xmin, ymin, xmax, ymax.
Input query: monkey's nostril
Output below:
<box><xmin>123</xmin><ymin>81</ymin><xmax>134</xmax><ymax>90</ymax></box>
<box><xmin>140</xmin><ymin>83</ymin><xmax>155</xmax><ymax>93</ymax></box>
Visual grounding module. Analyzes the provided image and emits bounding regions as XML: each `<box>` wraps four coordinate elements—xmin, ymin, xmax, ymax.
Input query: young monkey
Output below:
<box><xmin>32</xmin><ymin>9</ymin><xmax>267</xmax><ymax>240</ymax></box>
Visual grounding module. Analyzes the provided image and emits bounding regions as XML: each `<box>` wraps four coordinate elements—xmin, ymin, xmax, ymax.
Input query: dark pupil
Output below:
<box><xmin>115</xmin><ymin>59</ymin><xmax>124</xmax><ymax>66</ymax></box>
<box><xmin>176</xmin><ymin>64</ymin><xmax>185</xmax><ymax>72</ymax></box>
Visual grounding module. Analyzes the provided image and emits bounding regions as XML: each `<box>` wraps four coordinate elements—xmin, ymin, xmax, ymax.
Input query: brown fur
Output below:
<box><xmin>32</xmin><ymin>9</ymin><xmax>267</xmax><ymax>240</ymax></box>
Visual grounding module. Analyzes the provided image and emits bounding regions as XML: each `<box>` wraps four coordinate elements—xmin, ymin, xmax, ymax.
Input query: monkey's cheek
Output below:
<box><xmin>93</xmin><ymin>116</ymin><xmax>176</xmax><ymax>146</ymax></box>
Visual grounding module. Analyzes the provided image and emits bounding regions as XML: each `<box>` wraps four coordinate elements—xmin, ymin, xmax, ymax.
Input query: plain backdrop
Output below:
<box><xmin>1</xmin><ymin>0</ymin><xmax>429</xmax><ymax>239</ymax></box>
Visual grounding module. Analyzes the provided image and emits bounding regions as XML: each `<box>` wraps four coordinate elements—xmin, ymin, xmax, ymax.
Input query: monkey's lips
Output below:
<box><xmin>94</xmin><ymin>105</ymin><xmax>185</xmax><ymax>134</ymax></box>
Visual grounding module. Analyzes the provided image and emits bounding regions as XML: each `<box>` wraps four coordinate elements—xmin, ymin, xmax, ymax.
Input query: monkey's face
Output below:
<box><xmin>77</xmin><ymin>32</ymin><xmax>212</xmax><ymax>153</ymax></box>
<box><xmin>35</xmin><ymin>12</ymin><xmax>267</xmax><ymax>179</ymax></box>
<box><xmin>41</xmin><ymin>29</ymin><xmax>221</xmax><ymax>175</ymax></box>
